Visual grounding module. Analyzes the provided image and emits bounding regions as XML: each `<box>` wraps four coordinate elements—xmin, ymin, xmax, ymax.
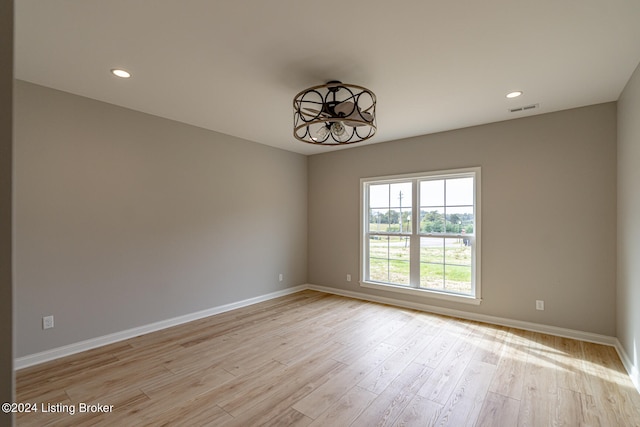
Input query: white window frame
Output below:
<box><xmin>360</xmin><ymin>167</ymin><xmax>481</xmax><ymax>305</ymax></box>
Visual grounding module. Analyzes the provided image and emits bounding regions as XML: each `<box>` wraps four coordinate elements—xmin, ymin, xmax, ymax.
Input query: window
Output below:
<box><xmin>361</xmin><ymin>168</ymin><xmax>481</xmax><ymax>304</ymax></box>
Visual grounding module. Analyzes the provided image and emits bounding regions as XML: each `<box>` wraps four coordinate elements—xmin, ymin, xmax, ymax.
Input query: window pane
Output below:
<box><xmin>369</xmin><ymin>235</ymin><xmax>388</xmax><ymax>259</ymax></box>
<box><xmin>444</xmin><ymin>265</ymin><xmax>472</xmax><ymax>294</ymax></box>
<box><xmin>389</xmin><ymin>236</ymin><xmax>410</xmax><ymax>260</ymax></box>
<box><xmin>420</xmin><ymin>263</ymin><xmax>444</xmax><ymax>290</ymax></box>
<box><xmin>390</xmin><ymin>260</ymin><xmax>410</xmax><ymax>285</ymax></box>
<box><xmin>369</xmin><ymin>207</ymin><xmax>412</xmax><ymax>235</ymax></box>
<box><xmin>389</xmin><ymin>236</ymin><xmax>410</xmax><ymax>285</ymax></box>
<box><xmin>369</xmin><ymin>184</ymin><xmax>389</xmax><ymax>208</ymax></box>
<box><xmin>390</xmin><ymin>182</ymin><xmax>412</xmax><ymax>209</ymax></box>
<box><xmin>368</xmin><ymin>236</ymin><xmax>389</xmax><ymax>282</ymax></box>
<box><xmin>445</xmin><ymin>206</ymin><xmax>474</xmax><ymax>234</ymax></box>
<box><xmin>368</xmin><ymin>236</ymin><xmax>410</xmax><ymax>286</ymax></box>
<box><xmin>369</xmin><ymin>208</ymin><xmax>389</xmax><ymax>233</ymax></box>
<box><xmin>420</xmin><ymin>180</ymin><xmax>444</xmax><ymax>206</ymax></box>
<box><xmin>387</xmin><ymin>209</ymin><xmax>401</xmax><ymax>232</ymax></box>
<box><xmin>400</xmin><ymin>209</ymin><xmax>412</xmax><ymax>234</ymax></box>
<box><xmin>446</xmin><ymin>177</ymin><xmax>473</xmax><ymax>205</ymax></box>
<box><xmin>445</xmin><ymin>237</ymin><xmax>471</xmax><ymax>266</ymax></box>
<box><xmin>369</xmin><ymin>257</ymin><xmax>389</xmax><ymax>283</ymax></box>
<box><xmin>420</xmin><ymin>237</ymin><xmax>443</xmax><ymax>289</ymax></box>
<box><xmin>420</xmin><ymin>237</ymin><xmax>443</xmax><ymax>263</ymax></box>
<box><xmin>419</xmin><ymin>208</ymin><xmax>445</xmax><ymax>233</ymax></box>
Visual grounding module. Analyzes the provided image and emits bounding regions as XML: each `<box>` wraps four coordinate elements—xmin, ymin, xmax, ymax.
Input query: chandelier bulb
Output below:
<box><xmin>331</xmin><ymin>121</ymin><xmax>346</xmax><ymax>137</ymax></box>
<box><xmin>314</xmin><ymin>125</ymin><xmax>330</xmax><ymax>141</ymax></box>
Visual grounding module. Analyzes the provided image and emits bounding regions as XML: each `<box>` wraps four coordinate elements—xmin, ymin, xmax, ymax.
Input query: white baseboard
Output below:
<box><xmin>614</xmin><ymin>338</ymin><xmax>640</xmax><ymax>394</ymax></box>
<box><xmin>15</xmin><ymin>285</ymin><xmax>307</xmax><ymax>370</ymax></box>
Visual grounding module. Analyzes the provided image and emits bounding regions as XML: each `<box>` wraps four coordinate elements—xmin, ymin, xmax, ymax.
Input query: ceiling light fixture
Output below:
<box><xmin>506</xmin><ymin>91</ymin><xmax>523</xmax><ymax>98</ymax></box>
<box><xmin>293</xmin><ymin>81</ymin><xmax>376</xmax><ymax>145</ymax></box>
<box><xmin>111</xmin><ymin>68</ymin><xmax>131</xmax><ymax>79</ymax></box>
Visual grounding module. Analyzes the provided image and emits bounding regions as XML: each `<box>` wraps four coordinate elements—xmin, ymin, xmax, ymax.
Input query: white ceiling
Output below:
<box><xmin>15</xmin><ymin>0</ymin><xmax>640</xmax><ymax>155</ymax></box>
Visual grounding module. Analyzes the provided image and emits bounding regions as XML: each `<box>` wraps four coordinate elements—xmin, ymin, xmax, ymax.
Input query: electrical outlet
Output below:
<box><xmin>346</xmin><ymin>274</ymin><xmax>351</xmax><ymax>282</ymax></box>
<box><xmin>536</xmin><ymin>300</ymin><xmax>544</xmax><ymax>311</ymax></box>
<box><xmin>279</xmin><ymin>273</ymin><xmax>283</xmax><ymax>282</ymax></box>
<box><xmin>43</xmin><ymin>315</ymin><xmax>54</xmax><ymax>330</ymax></box>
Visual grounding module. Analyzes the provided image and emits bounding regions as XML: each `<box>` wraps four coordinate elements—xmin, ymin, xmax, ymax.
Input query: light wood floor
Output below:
<box><xmin>16</xmin><ymin>290</ymin><xmax>640</xmax><ymax>426</ymax></box>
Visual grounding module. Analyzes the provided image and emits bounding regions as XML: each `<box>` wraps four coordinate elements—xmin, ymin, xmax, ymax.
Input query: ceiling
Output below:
<box><xmin>15</xmin><ymin>0</ymin><xmax>640</xmax><ymax>156</ymax></box>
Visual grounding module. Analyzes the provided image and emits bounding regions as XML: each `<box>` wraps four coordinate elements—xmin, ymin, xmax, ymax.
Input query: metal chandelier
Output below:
<box><xmin>293</xmin><ymin>81</ymin><xmax>376</xmax><ymax>145</ymax></box>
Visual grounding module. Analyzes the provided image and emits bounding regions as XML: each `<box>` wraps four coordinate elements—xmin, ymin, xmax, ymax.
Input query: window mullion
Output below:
<box><xmin>410</xmin><ymin>179</ymin><xmax>420</xmax><ymax>288</ymax></box>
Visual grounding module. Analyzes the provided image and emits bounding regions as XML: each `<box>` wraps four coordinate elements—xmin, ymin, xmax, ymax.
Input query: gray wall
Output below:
<box><xmin>10</xmin><ymin>76</ymin><xmax>627</xmax><ymax>362</ymax></box>
<box><xmin>308</xmin><ymin>103</ymin><xmax>617</xmax><ymax>336</ymax></box>
<box><xmin>14</xmin><ymin>81</ymin><xmax>307</xmax><ymax>357</ymax></box>
<box><xmin>1</xmin><ymin>0</ymin><xmax>14</xmax><ymax>425</ymax></box>
<box><xmin>618</xmin><ymin>62</ymin><xmax>640</xmax><ymax>381</ymax></box>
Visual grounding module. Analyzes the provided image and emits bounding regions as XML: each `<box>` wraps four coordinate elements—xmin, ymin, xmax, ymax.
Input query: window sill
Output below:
<box><xmin>360</xmin><ymin>281</ymin><xmax>482</xmax><ymax>305</ymax></box>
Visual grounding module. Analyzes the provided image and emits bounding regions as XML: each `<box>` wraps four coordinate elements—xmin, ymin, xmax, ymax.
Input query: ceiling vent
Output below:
<box><xmin>509</xmin><ymin>103</ymin><xmax>539</xmax><ymax>113</ymax></box>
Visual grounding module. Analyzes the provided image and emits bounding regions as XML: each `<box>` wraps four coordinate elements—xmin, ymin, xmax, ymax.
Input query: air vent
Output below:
<box><xmin>509</xmin><ymin>104</ymin><xmax>539</xmax><ymax>113</ymax></box>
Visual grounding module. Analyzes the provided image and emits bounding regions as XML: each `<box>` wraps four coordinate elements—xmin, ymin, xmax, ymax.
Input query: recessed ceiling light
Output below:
<box><xmin>506</xmin><ymin>91</ymin><xmax>523</xmax><ymax>98</ymax></box>
<box><xmin>111</xmin><ymin>69</ymin><xmax>131</xmax><ymax>79</ymax></box>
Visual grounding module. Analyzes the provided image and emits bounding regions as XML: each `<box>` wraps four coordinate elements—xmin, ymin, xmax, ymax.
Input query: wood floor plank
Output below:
<box><xmin>351</xmin><ymin>362</ymin><xmax>434</xmax><ymax>427</ymax></box>
<box><xmin>219</xmin><ymin>355</ymin><xmax>342</xmax><ymax>416</ymax></box>
<box><xmin>272</xmin><ymin>327</ymin><xmax>345</xmax><ymax>366</ymax></box>
<box><xmin>308</xmin><ymin>386</ymin><xmax>377</xmax><ymax>427</ymax></box>
<box><xmin>219</xmin><ymin>335</ymin><xmax>292</xmax><ymax>377</ymax></box>
<box><xmin>63</xmin><ymin>358</ymin><xmax>174</xmax><ymax>403</ymax></box>
<box><xmin>413</xmin><ymin>331</ymin><xmax>457</xmax><ymax>369</ymax></box>
<box><xmin>517</xmin><ymin>332</ymin><xmax>559</xmax><ymax>427</ymax></box>
<box><xmin>554</xmin><ymin>387</ymin><xmax>583</xmax><ymax>427</ymax></box>
<box><xmin>434</xmin><ymin>359</ymin><xmax>497</xmax><ymax>426</ymax></box>
<box><xmin>16</xmin><ymin>343</ymin><xmax>128</xmax><ymax>387</ymax></box>
<box><xmin>157</xmin><ymin>334</ymin><xmax>244</xmax><ymax>376</ymax></box>
<box><xmin>554</xmin><ymin>336</ymin><xmax>592</xmax><ymax>395</ymax></box>
<box><xmin>392</xmin><ymin>394</ymin><xmax>442</xmax><ymax>426</ymax></box>
<box><xmin>473</xmin><ymin>324</ymin><xmax>508</xmax><ymax>366</ymax></box>
<box><xmin>358</xmin><ymin>329</ymin><xmax>435</xmax><ymax>394</ymax></box>
<box><xmin>475</xmin><ymin>391</ymin><xmax>520</xmax><ymax>427</ymax></box>
<box><xmin>487</xmin><ymin>327</ymin><xmax>531</xmax><ymax>400</ymax></box>
<box><xmin>217</xmin><ymin>360</ymin><xmax>345</xmax><ymax>426</ymax></box>
<box><xmin>580</xmin><ymin>342</ymin><xmax>640</xmax><ymax>426</ymax></box>
<box><xmin>143</xmin><ymin>400</ymin><xmax>233</xmax><ymax>427</ymax></box>
<box><xmin>329</xmin><ymin>318</ymin><xmax>408</xmax><ymax>365</ymax></box>
<box><xmin>14</xmin><ymin>291</ymin><xmax>640</xmax><ymax>426</ymax></box>
<box><xmin>257</xmin><ymin>408</ymin><xmax>313</xmax><ymax>427</ymax></box>
<box><xmin>292</xmin><ymin>341</ymin><xmax>397</xmax><ymax>419</ymax></box>
<box><xmin>141</xmin><ymin>362</ymin><xmax>245</xmax><ymax>403</ymax></box>
<box><xmin>381</xmin><ymin>311</ymin><xmax>437</xmax><ymax>348</ymax></box>
<box><xmin>416</xmin><ymin>325</ymin><xmax>478</xmax><ymax>405</ymax></box>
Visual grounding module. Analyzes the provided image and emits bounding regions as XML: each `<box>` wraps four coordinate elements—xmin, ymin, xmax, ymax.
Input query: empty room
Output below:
<box><xmin>3</xmin><ymin>0</ymin><xmax>640</xmax><ymax>426</ymax></box>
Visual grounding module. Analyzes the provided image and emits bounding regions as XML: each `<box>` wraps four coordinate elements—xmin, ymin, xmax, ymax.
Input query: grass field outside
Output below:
<box><xmin>369</xmin><ymin>236</ymin><xmax>472</xmax><ymax>294</ymax></box>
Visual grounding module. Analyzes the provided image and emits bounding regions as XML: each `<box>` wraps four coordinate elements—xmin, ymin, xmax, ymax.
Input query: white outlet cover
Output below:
<box><xmin>43</xmin><ymin>315</ymin><xmax>54</xmax><ymax>329</ymax></box>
